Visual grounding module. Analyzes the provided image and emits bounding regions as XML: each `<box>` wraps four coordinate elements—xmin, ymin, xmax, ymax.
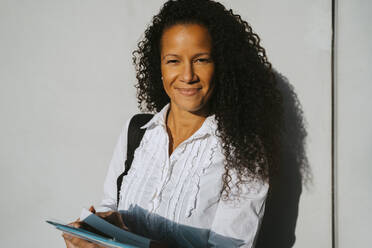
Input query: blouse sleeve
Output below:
<box><xmin>207</xmin><ymin>178</ymin><xmax>269</xmax><ymax>248</ymax></box>
<box><xmin>95</xmin><ymin>119</ymin><xmax>130</xmax><ymax>212</ymax></box>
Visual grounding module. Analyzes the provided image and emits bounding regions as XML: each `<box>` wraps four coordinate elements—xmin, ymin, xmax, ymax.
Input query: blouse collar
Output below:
<box><xmin>140</xmin><ymin>103</ymin><xmax>218</xmax><ymax>138</ymax></box>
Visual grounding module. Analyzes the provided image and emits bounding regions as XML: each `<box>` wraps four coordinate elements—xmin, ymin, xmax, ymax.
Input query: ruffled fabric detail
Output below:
<box><xmin>118</xmin><ymin>103</ymin><xmax>222</xmax><ymax>226</ymax></box>
<box><xmin>110</xmin><ymin>104</ymin><xmax>269</xmax><ymax>247</ymax></box>
<box><xmin>136</xmin><ymin>127</ymin><xmax>168</xmax><ymax>211</ymax></box>
<box><xmin>119</xmin><ymin>125</ymin><xmax>167</xmax><ymax>214</ymax></box>
<box><xmin>185</xmin><ymin>137</ymin><xmax>219</xmax><ymax>218</ymax></box>
<box><xmin>146</xmin><ymin>117</ymin><xmax>220</xmax><ymax>223</ymax></box>
<box><xmin>165</xmin><ymin>140</ymin><xmax>201</xmax><ymax>221</ymax></box>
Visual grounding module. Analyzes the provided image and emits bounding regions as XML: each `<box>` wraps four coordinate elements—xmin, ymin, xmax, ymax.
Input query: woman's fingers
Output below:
<box><xmin>70</xmin><ymin>221</ymin><xmax>82</xmax><ymax>228</ymax></box>
<box><xmin>89</xmin><ymin>206</ymin><xmax>96</xmax><ymax>214</ymax></box>
<box><xmin>62</xmin><ymin>233</ymin><xmax>79</xmax><ymax>248</ymax></box>
<box><xmin>95</xmin><ymin>211</ymin><xmax>129</xmax><ymax>231</ymax></box>
<box><xmin>62</xmin><ymin>233</ymin><xmax>72</xmax><ymax>241</ymax></box>
<box><xmin>64</xmin><ymin>238</ymin><xmax>77</xmax><ymax>248</ymax></box>
<box><xmin>62</xmin><ymin>210</ymin><xmax>129</xmax><ymax>247</ymax></box>
<box><xmin>111</xmin><ymin>212</ymin><xmax>128</xmax><ymax>230</ymax></box>
<box><xmin>67</xmin><ymin>218</ymin><xmax>83</xmax><ymax>228</ymax></box>
<box><xmin>63</xmin><ymin>233</ymin><xmax>101</xmax><ymax>248</ymax></box>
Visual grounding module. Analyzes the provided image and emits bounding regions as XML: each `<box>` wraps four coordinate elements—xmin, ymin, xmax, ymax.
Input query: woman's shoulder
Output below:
<box><xmin>120</xmin><ymin>112</ymin><xmax>155</xmax><ymax>133</ymax></box>
<box><xmin>128</xmin><ymin>113</ymin><xmax>154</xmax><ymax>129</ymax></box>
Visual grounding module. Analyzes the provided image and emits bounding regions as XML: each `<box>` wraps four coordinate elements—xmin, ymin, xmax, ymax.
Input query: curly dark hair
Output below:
<box><xmin>132</xmin><ymin>0</ymin><xmax>283</xmax><ymax>199</ymax></box>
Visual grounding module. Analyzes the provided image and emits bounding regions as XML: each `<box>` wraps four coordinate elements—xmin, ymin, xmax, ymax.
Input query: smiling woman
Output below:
<box><xmin>160</xmin><ymin>24</ymin><xmax>216</xmax><ymax>154</ymax></box>
<box><xmin>63</xmin><ymin>0</ymin><xmax>283</xmax><ymax>247</ymax></box>
<box><xmin>160</xmin><ymin>24</ymin><xmax>215</xmax><ymax>115</ymax></box>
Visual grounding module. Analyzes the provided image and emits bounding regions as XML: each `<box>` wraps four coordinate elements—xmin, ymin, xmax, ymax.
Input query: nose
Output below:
<box><xmin>180</xmin><ymin>62</ymin><xmax>197</xmax><ymax>83</ymax></box>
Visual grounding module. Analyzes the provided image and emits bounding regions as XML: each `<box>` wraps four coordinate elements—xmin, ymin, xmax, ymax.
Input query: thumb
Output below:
<box><xmin>89</xmin><ymin>205</ymin><xmax>96</xmax><ymax>214</ymax></box>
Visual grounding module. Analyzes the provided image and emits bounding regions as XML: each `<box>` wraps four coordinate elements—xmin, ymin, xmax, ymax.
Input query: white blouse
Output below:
<box><xmin>98</xmin><ymin>103</ymin><xmax>268</xmax><ymax>248</ymax></box>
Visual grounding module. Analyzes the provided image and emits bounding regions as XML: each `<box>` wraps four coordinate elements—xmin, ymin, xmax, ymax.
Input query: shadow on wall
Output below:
<box><xmin>256</xmin><ymin>71</ymin><xmax>311</xmax><ymax>248</ymax></box>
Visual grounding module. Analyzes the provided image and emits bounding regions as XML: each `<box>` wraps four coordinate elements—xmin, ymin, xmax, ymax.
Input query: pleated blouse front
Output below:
<box><xmin>98</xmin><ymin>103</ymin><xmax>269</xmax><ymax>248</ymax></box>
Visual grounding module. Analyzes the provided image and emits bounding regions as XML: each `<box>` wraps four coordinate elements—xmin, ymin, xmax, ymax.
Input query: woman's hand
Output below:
<box><xmin>62</xmin><ymin>206</ymin><xmax>129</xmax><ymax>248</ymax></box>
<box><xmin>62</xmin><ymin>207</ymin><xmax>170</xmax><ymax>247</ymax></box>
<box><xmin>93</xmin><ymin>208</ymin><xmax>129</xmax><ymax>231</ymax></box>
<box><xmin>62</xmin><ymin>220</ymin><xmax>104</xmax><ymax>248</ymax></box>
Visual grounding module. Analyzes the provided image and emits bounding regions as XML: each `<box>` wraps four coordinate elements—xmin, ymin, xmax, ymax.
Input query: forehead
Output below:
<box><xmin>160</xmin><ymin>24</ymin><xmax>212</xmax><ymax>52</ymax></box>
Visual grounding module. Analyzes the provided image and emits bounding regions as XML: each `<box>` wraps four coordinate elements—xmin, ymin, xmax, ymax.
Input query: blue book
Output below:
<box><xmin>47</xmin><ymin>208</ymin><xmax>152</xmax><ymax>248</ymax></box>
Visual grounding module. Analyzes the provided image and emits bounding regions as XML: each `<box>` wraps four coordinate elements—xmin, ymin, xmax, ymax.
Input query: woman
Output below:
<box><xmin>63</xmin><ymin>0</ymin><xmax>282</xmax><ymax>247</ymax></box>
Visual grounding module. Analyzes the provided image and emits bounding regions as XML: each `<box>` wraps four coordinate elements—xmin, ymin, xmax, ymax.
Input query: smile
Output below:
<box><xmin>176</xmin><ymin>88</ymin><xmax>201</xmax><ymax>96</ymax></box>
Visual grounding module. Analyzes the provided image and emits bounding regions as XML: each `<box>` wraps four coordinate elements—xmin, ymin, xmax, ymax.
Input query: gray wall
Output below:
<box><xmin>335</xmin><ymin>0</ymin><xmax>372</xmax><ymax>247</ymax></box>
<box><xmin>0</xmin><ymin>0</ymin><xmax>357</xmax><ymax>247</ymax></box>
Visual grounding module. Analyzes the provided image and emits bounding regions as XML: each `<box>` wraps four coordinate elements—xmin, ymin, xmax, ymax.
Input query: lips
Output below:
<box><xmin>176</xmin><ymin>87</ymin><xmax>201</xmax><ymax>96</ymax></box>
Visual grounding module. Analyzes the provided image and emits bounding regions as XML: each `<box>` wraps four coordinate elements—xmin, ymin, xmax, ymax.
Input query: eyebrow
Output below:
<box><xmin>162</xmin><ymin>53</ymin><xmax>211</xmax><ymax>60</ymax></box>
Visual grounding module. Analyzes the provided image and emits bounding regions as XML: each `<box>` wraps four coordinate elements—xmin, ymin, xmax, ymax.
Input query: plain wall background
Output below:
<box><xmin>335</xmin><ymin>0</ymin><xmax>372</xmax><ymax>247</ymax></box>
<box><xmin>0</xmin><ymin>0</ymin><xmax>335</xmax><ymax>247</ymax></box>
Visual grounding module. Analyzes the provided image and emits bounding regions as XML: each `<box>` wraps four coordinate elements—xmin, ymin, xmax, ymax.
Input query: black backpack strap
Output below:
<box><xmin>116</xmin><ymin>113</ymin><xmax>154</xmax><ymax>207</ymax></box>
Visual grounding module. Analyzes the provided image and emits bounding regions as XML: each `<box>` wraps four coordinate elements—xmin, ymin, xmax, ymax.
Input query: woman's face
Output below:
<box><xmin>160</xmin><ymin>24</ymin><xmax>215</xmax><ymax>114</ymax></box>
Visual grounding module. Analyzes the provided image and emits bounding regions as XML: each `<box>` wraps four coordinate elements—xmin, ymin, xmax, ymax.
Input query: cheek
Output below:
<box><xmin>163</xmin><ymin>69</ymin><xmax>178</xmax><ymax>80</ymax></box>
<box><xmin>201</xmin><ymin>67</ymin><xmax>215</xmax><ymax>88</ymax></box>
<box><xmin>161</xmin><ymin>66</ymin><xmax>170</xmax><ymax>90</ymax></box>
<box><xmin>161</xmin><ymin>65</ymin><xmax>172</xmax><ymax>80</ymax></box>
<box><xmin>161</xmin><ymin>69</ymin><xmax>178</xmax><ymax>94</ymax></box>
<box><xmin>205</xmin><ymin>68</ymin><xmax>215</xmax><ymax>98</ymax></box>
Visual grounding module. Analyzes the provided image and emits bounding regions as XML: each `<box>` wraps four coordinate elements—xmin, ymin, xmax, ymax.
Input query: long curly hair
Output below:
<box><xmin>132</xmin><ymin>0</ymin><xmax>283</xmax><ymax>199</ymax></box>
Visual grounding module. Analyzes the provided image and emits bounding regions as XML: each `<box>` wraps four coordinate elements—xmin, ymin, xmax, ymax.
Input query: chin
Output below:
<box><xmin>174</xmin><ymin>101</ymin><xmax>208</xmax><ymax>114</ymax></box>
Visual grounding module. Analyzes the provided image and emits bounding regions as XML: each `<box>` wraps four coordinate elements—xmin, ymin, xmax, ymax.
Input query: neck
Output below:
<box><xmin>166</xmin><ymin>102</ymin><xmax>209</xmax><ymax>141</ymax></box>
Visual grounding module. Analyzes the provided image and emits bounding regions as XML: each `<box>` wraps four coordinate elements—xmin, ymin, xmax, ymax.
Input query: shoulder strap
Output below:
<box><xmin>116</xmin><ymin>113</ymin><xmax>154</xmax><ymax>207</ymax></box>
